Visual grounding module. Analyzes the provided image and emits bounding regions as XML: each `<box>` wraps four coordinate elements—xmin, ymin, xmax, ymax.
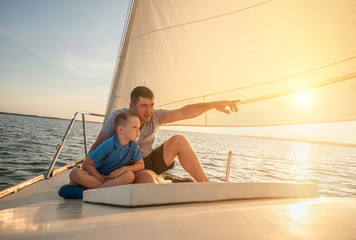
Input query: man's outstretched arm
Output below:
<box><xmin>164</xmin><ymin>100</ymin><xmax>240</xmax><ymax>124</ymax></box>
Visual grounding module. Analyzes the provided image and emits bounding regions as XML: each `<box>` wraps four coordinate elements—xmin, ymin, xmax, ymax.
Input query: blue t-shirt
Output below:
<box><xmin>89</xmin><ymin>134</ymin><xmax>142</xmax><ymax>175</ymax></box>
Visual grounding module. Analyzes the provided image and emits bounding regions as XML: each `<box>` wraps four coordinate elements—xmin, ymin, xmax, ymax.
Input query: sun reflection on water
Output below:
<box><xmin>287</xmin><ymin>142</ymin><xmax>312</xmax><ymax>181</ymax></box>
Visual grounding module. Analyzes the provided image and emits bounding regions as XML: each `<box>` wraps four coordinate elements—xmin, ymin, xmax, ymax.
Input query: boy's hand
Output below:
<box><xmin>109</xmin><ymin>167</ymin><xmax>127</xmax><ymax>179</ymax></box>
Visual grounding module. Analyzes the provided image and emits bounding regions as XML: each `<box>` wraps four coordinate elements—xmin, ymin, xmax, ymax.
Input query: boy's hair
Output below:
<box><xmin>130</xmin><ymin>86</ymin><xmax>154</xmax><ymax>105</ymax></box>
<box><xmin>114</xmin><ymin>112</ymin><xmax>138</xmax><ymax>130</ymax></box>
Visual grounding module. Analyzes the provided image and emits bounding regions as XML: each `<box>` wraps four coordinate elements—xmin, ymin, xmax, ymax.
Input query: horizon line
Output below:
<box><xmin>1</xmin><ymin>111</ymin><xmax>355</xmax><ymax>148</ymax></box>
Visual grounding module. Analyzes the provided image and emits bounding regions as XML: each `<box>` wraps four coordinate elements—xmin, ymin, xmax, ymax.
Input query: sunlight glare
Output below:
<box><xmin>0</xmin><ymin>208</ymin><xmax>50</xmax><ymax>233</ymax></box>
<box><xmin>287</xmin><ymin>201</ymin><xmax>313</xmax><ymax>222</ymax></box>
<box><xmin>291</xmin><ymin>142</ymin><xmax>311</xmax><ymax>162</ymax></box>
<box><xmin>287</xmin><ymin>142</ymin><xmax>312</xmax><ymax>180</ymax></box>
<box><xmin>296</xmin><ymin>91</ymin><xmax>311</xmax><ymax>105</ymax></box>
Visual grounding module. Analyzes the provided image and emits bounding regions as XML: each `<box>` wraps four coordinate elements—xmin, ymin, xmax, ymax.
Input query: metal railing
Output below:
<box><xmin>45</xmin><ymin>112</ymin><xmax>106</xmax><ymax>179</ymax></box>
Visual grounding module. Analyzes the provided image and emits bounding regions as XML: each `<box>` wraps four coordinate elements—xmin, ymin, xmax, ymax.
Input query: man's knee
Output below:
<box><xmin>134</xmin><ymin>169</ymin><xmax>155</xmax><ymax>178</ymax></box>
<box><xmin>166</xmin><ymin>134</ymin><xmax>189</xmax><ymax>148</ymax></box>
<box><xmin>134</xmin><ymin>169</ymin><xmax>157</xmax><ymax>183</ymax></box>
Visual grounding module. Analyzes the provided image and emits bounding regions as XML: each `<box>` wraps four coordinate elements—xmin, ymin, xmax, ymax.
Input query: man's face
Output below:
<box><xmin>130</xmin><ymin>97</ymin><xmax>154</xmax><ymax>123</ymax></box>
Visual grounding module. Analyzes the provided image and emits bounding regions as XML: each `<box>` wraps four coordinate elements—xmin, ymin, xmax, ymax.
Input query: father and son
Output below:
<box><xmin>60</xmin><ymin>86</ymin><xmax>239</xmax><ymax>198</ymax></box>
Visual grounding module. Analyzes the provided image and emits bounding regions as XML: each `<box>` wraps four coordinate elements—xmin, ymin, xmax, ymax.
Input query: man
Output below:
<box><xmin>90</xmin><ymin>86</ymin><xmax>239</xmax><ymax>183</ymax></box>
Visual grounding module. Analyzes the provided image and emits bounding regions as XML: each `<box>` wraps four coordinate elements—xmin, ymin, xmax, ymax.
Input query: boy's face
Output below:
<box><xmin>120</xmin><ymin>116</ymin><xmax>141</xmax><ymax>142</ymax></box>
<box><xmin>130</xmin><ymin>97</ymin><xmax>154</xmax><ymax>123</ymax></box>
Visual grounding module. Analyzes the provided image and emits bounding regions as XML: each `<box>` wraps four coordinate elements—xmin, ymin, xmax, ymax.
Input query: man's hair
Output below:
<box><xmin>114</xmin><ymin>112</ymin><xmax>138</xmax><ymax>130</ymax></box>
<box><xmin>130</xmin><ymin>86</ymin><xmax>154</xmax><ymax>104</ymax></box>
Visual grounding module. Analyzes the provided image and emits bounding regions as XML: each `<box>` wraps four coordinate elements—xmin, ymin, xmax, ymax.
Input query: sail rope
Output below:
<box><xmin>238</xmin><ymin>72</ymin><xmax>356</xmax><ymax>105</ymax></box>
<box><xmin>106</xmin><ymin>0</ymin><xmax>137</xmax><ymax>118</ymax></box>
<box><xmin>157</xmin><ymin>56</ymin><xmax>356</xmax><ymax>107</ymax></box>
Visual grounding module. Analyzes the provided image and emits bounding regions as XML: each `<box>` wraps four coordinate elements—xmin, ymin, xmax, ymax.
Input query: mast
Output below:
<box><xmin>105</xmin><ymin>0</ymin><xmax>138</xmax><ymax>120</ymax></box>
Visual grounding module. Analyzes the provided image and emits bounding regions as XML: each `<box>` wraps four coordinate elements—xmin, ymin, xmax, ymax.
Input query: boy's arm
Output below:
<box><xmin>82</xmin><ymin>155</ymin><xmax>106</xmax><ymax>182</ymax></box>
<box><xmin>108</xmin><ymin>159</ymin><xmax>144</xmax><ymax>179</ymax></box>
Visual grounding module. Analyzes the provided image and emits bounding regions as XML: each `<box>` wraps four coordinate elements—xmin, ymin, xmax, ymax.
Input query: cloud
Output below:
<box><xmin>59</xmin><ymin>51</ymin><xmax>114</xmax><ymax>80</ymax></box>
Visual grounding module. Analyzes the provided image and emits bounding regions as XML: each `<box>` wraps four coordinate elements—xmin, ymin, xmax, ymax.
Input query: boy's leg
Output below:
<box><xmin>95</xmin><ymin>170</ymin><xmax>135</xmax><ymax>189</ymax></box>
<box><xmin>69</xmin><ymin>168</ymin><xmax>102</xmax><ymax>188</ymax></box>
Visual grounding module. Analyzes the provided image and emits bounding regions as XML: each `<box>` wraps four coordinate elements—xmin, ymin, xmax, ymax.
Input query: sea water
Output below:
<box><xmin>0</xmin><ymin>113</ymin><xmax>355</xmax><ymax>197</ymax></box>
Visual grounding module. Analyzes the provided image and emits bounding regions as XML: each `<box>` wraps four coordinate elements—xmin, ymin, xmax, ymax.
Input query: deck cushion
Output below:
<box><xmin>58</xmin><ymin>184</ymin><xmax>87</xmax><ymax>199</ymax></box>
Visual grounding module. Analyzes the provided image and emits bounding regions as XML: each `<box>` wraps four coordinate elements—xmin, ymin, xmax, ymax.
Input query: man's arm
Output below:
<box><xmin>88</xmin><ymin>131</ymin><xmax>111</xmax><ymax>154</ymax></box>
<box><xmin>164</xmin><ymin>100</ymin><xmax>240</xmax><ymax>124</ymax></box>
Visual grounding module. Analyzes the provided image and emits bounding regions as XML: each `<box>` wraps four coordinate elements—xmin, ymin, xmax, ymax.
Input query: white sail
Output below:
<box><xmin>106</xmin><ymin>0</ymin><xmax>356</xmax><ymax>127</ymax></box>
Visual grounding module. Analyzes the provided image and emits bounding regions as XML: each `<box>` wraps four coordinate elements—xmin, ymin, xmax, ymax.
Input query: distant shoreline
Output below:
<box><xmin>0</xmin><ymin>111</ymin><xmax>102</xmax><ymax>123</ymax></box>
<box><xmin>0</xmin><ymin>111</ymin><xmax>69</xmax><ymax>121</ymax></box>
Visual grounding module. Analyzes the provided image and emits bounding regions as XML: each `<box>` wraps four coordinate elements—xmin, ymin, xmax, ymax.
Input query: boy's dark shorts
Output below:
<box><xmin>143</xmin><ymin>142</ymin><xmax>174</xmax><ymax>175</ymax></box>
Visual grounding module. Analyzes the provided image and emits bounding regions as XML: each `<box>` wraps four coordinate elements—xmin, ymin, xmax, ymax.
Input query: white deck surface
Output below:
<box><xmin>1</xmin><ymin>170</ymin><xmax>355</xmax><ymax>240</ymax></box>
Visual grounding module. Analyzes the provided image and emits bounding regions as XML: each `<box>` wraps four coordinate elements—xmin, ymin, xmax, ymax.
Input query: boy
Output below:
<box><xmin>69</xmin><ymin>112</ymin><xmax>144</xmax><ymax>189</ymax></box>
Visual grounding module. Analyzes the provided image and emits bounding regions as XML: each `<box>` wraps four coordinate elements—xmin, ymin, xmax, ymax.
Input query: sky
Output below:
<box><xmin>0</xmin><ymin>0</ymin><xmax>355</xmax><ymax>146</ymax></box>
<box><xmin>0</xmin><ymin>0</ymin><xmax>130</xmax><ymax>119</ymax></box>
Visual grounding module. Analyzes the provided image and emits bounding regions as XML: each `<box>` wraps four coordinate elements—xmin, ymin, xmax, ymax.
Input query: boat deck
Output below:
<box><xmin>0</xmin><ymin>170</ymin><xmax>355</xmax><ymax>240</ymax></box>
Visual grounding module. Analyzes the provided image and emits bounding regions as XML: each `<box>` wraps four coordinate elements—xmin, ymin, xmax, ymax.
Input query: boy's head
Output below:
<box><xmin>114</xmin><ymin>112</ymin><xmax>140</xmax><ymax>142</ymax></box>
<box><xmin>129</xmin><ymin>86</ymin><xmax>155</xmax><ymax>123</ymax></box>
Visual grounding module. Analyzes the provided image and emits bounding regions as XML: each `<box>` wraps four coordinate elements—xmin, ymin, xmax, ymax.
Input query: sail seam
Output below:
<box><xmin>131</xmin><ymin>0</ymin><xmax>273</xmax><ymax>41</ymax></box>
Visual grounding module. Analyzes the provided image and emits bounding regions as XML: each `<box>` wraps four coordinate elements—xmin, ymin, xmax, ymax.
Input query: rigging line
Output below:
<box><xmin>118</xmin><ymin>0</ymin><xmax>135</xmax><ymax>56</ymax></box>
<box><xmin>111</xmin><ymin>0</ymin><xmax>134</xmax><ymax>75</ymax></box>
<box><xmin>158</xmin><ymin>72</ymin><xmax>356</xmax><ymax>108</ymax></box>
<box><xmin>106</xmin><ymin>0</ymin><xmax>137</xmax><ymax>118</ymax></box>
<box><xmin>157</xmin><ymin>56</ymin><xmax>356</xmax><ymax>107</ymax></box>
<box><xmin>163</xmin><ymin>116</ymin><xmax>356</xmax><ymax>127</ymax></box>
<box><xmin>239</xmin><ymin>72</ymin><xmax>356</xmax><ymax>105</ymax></box>
<box><xmin>130</xmin><ymin>0</ymin><xmax>273</xmax><ymax>41</ymax></box>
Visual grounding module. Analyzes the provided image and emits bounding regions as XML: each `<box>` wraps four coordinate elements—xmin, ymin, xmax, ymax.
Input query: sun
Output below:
<box><xmin>296</xmin><ymin>91</ymin><xmax>311</xmax><ymax>105</ymax></box>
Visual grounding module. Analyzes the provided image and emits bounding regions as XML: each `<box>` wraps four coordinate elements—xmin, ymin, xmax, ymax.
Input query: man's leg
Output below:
<box><xmin>134</xmin><ymin>169</ymin><xmax>168</xmax><ymax>184</ymax></box>
<box><xmin>163</xmin><ymin>135</ymin><xmax>210</xmax><ymax>182</ymax></box>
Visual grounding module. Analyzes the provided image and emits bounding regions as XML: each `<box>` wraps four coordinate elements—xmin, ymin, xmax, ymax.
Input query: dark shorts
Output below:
<box><xmin>143</xmin><ymin>142</ymin><xmax>174</xmax><ymax>175</ymax></box>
